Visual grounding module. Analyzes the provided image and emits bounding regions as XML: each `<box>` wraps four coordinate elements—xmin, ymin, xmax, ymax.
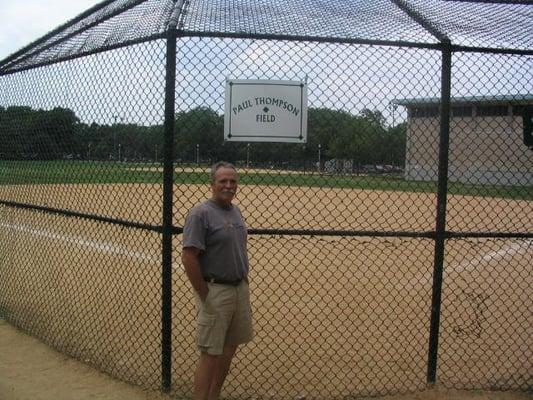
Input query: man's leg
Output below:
<box><xmin>194</xmin><ymin>351</ymin><xmax>218</xmax><ymax>400</ymax></box>
<box><xmin>208</xmin><ymin>344</ymin><xmax>238</xmax><ymax>400</ymax></box>
<box><xmin>194</xmin><ymin>345</ymin><xmax>237</xmax><ymax>400</ymax></box>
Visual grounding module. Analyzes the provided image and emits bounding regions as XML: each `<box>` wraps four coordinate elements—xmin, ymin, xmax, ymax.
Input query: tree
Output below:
<box><xmin>0</xmin><ymin>106</ymin><xmax>80</xmax><ymax>159</ymax></box>
<box><xmin>175</xmin><ymin>107</ymin><xmax>219</xmax><ymax>162</ymax></box>
<box><xmin>0</xmin><ymin>104</ymin><xmax>407</xmax><ymax>165</ymax></box>
<box><xmin>360</xmin><ymin>108</ymin><xmax>386</xmax><ymax>128</ymax></box>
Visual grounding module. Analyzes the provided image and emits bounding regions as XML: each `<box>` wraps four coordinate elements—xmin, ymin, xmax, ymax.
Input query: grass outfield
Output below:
<box><xmin>0</xmin><ymin>160</ymin><xmax>532</xmax><ymax>200</ymax></box>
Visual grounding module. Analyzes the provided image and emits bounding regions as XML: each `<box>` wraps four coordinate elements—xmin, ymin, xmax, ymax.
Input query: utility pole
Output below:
<box><xmin>196</xmin><ymin>144</ymin><xmax>200</xmax><ymax>166</ymax></box>
<box><xmin>318</xmin><ymin>143</ymin><xmax>322</xmax><ymax>173</ymax></box>
<box><xmin>113</xmin><ymin>115</ymin><xmax>118</xmax><ymax>160</ymax></box>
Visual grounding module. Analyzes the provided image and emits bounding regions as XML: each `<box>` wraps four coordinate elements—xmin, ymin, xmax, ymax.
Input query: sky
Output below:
<box><xmin>0</xmin><ymin>0</ymin><xmax>100</xmax><ymax>61</ymax></box>
<box><xmin>0</xmin><ymin>0</ymin><xmax>530</xmax><ymax>127</ymax></box>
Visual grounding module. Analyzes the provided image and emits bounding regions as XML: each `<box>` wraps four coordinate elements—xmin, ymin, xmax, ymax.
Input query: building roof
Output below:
<box><xmin>393</xmin><ymin>94</ymin><xmax>533</xmax><ymax>107</ymax></box>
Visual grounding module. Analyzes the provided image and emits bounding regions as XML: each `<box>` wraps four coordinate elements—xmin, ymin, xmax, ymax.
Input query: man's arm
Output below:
<box><xmin>182</xmin><ymin>247</ymin><xmax>209</xmax><ymax>301</ymax></box>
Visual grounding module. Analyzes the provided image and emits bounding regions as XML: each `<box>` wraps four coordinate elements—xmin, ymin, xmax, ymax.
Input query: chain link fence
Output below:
<box><xmin>1</xmin><ymin>1</ymin><xmax>532</xmax><ymax>399</ymax></box>
<box><xmin>0</xmin><ymin>39</ymin><xmax>167</xmax><ymax>389</ymax></box>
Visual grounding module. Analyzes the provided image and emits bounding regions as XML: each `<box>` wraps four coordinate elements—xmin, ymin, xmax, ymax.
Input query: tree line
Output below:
<box><xmin>0</xmin><ymin>105</ymin><xmax>406</xmax><ymax>168</ymax></box>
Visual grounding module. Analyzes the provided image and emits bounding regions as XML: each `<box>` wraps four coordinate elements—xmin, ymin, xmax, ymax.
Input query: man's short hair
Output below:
<box><xmin>210</xmin><ymin>161</ymin><xmax>237</xmax><ymax>183</ymax></box>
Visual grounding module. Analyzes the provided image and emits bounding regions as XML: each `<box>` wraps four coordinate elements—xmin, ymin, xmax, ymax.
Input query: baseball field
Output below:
<box><xmin>0</xmin><ymin>163</ymin><xmax>531</xmax><ymax>398</ymax></box>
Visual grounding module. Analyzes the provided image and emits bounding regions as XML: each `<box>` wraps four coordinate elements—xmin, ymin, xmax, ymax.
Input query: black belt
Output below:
<box><xmin>204</xmin><ymin>277</ymin><xmax>243</xmax><ymax>286</ymax></box>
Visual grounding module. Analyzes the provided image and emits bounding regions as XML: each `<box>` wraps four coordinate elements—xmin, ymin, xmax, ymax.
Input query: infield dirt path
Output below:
<box><xmin>1</xmin><ymin>182</ymin><xmax>531</xmax><ymax>399</ymax></box>
<box><xmin>1</xmin><ymin>319</ymin><xmax>532</xmax><ymax>400</ymax></box>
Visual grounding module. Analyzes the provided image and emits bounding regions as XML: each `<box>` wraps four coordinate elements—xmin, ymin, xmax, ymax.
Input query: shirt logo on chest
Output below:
<box><xmin>224</xmin><ymin>220</ymin><xmax>235</xmax><ymax>230</ymax></box>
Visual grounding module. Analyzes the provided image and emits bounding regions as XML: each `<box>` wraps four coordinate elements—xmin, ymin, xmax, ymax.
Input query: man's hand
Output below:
<box><xmin>182</xmin><ymin>247</ymin><xmax>209</xmax><ymax>301</ymax></box>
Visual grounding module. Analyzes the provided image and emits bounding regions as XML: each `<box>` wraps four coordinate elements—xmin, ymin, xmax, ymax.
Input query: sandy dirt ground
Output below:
<box><xmin>0</xmin><ymin>182</ymin><xmax>531</xmax><ymax>399</ymax></box>
<box><xmin>0</xmin><ymin>318</ymin><xmax>168</xmax><ymax>400</ymax></box>
<box><xmin>1</xmin><ymin>319</ymin><xmax>531</xmax><ymax>400</ymax></box>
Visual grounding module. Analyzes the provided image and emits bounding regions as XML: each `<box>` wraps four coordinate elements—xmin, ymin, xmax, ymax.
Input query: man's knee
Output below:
<box><xmin>222</xmin><ymin>344</ymin><xmax>237</xmax><ymax>357</ymax></box>
<box><xmin>199</xmin><ymin>351</ymin><xmax>222</xmax><ymax>368</ymax></box>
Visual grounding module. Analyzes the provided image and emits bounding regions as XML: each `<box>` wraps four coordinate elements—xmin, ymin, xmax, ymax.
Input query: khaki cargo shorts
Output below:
<box><xmin>195</xmin><ymin>281</ymin><xmax>253</xmax><ymax>355</ymax></box>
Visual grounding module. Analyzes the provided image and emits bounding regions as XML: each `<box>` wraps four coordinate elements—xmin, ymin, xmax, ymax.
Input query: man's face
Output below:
<box><xmin>211</xmin><ymin>166</ymin><xmax>238</xmax><ymax>206</ymax></box>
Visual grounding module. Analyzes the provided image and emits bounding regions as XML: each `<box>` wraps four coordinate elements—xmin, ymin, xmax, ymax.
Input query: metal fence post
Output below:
<box><xmin>161</xmin><ymin>27</ymin><xmax>177</xmax><ymax>392</ymax></box>
<box><xmin>427</xmin><ymin>42</ymin><xmax>452</xmax><ymax>385</ymax></box>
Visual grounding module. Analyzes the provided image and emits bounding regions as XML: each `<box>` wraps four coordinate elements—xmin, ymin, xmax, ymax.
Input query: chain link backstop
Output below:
<box><xmin>1</xmin><ymin>1</ymin><xmax>531</xmax><ymax>399</ymax></box>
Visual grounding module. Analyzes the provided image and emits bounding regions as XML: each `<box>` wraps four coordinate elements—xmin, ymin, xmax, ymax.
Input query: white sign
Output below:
<box><xmin>224</xmin><ymin>79</ymin><xmax>307</xmax><ymax>143</ymax></box>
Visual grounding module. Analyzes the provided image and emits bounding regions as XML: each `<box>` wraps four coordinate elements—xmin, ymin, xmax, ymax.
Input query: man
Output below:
<box><xmin>182</xmin><ymin>161</ymin><xmax>253</xmax><ymax>400</ymax></box>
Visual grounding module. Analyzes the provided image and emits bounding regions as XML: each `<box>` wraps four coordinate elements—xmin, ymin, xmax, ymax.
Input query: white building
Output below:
<box><xmin>394</xmin><ymin>95</ymin><xmax>533</xmax><ymax>186</ymax></box>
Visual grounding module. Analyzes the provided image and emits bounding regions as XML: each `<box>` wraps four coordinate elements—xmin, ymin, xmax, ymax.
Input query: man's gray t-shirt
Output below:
<box><xmin>182</xmin><ymin>199</ymin><xmax>248</xmax><ymax>281</ymax></box>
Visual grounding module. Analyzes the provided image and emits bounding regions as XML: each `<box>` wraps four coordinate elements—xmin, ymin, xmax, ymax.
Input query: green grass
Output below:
<box><xmin>0</xmin><ymin>160</ymin><xmax>531</xmax><ymax>200</ymax></box>
<box><xmin>0</xmin><ymin>160</ymin><xmax>162</xmax><ymax>185</ymax></box>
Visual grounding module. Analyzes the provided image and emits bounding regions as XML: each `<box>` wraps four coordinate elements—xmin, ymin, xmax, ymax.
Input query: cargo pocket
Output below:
<box><xmin>197</xmin><ymin>314</ymin><xmax>216</xmax><ymax>348</ymax></box>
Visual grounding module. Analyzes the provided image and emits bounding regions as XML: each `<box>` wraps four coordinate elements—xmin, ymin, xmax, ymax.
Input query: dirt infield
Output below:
<box><xmin>0</xmin><ymin>183</ymin><xmax>531</xmax><ymax>398</ymax></box>
<box><xmin>2</xmin><ymin>319</ymin><xmax>532</xmax><ymax>400</ymax></box>
<box><xmin>2</xmin><ymin>318</ymin><xmax>533</xmax><ymax>400</ymax></box>
<box><xmin>2</xmin><ymin>182</ymin><xmax>531</xmax><ymax>232</ymax></box>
